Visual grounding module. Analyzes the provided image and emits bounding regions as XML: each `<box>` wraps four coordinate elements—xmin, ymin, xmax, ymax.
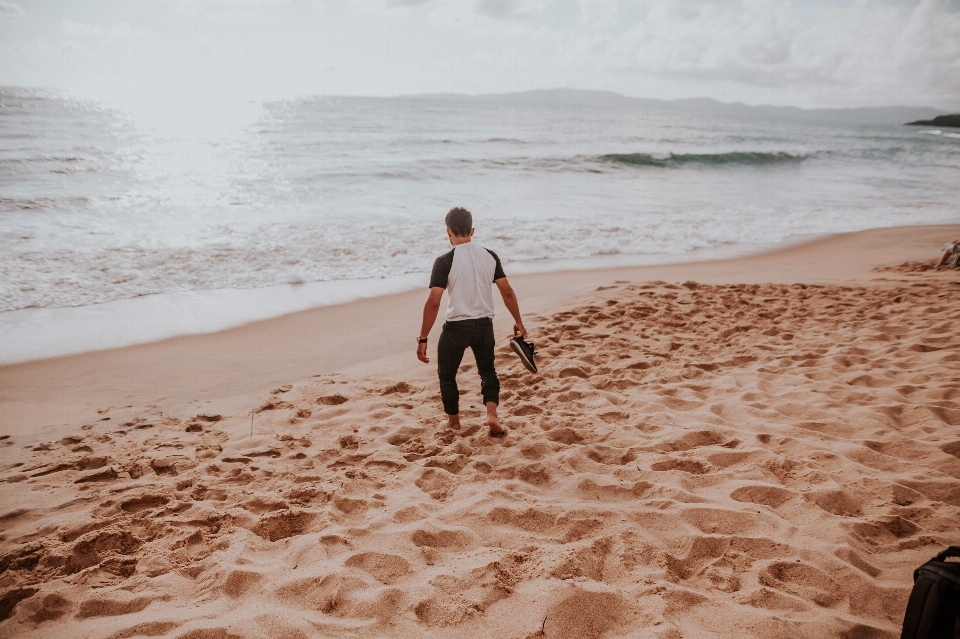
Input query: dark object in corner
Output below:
<box><xmin>905</xmin><ymin>114</ymin><xmax>960</xmax><ymax>128</ymax></box>
<box><xmin>900</xmin><ymin>546</ymin><xmax>960</xmax><ymax>639</ymax></box>
<box><xmin>936</xmin><ymin>242</ymin><xmax>960</xmax><ymax>269</ymax></box>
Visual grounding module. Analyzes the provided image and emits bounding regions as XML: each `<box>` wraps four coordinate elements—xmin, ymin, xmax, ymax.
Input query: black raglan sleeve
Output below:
<box><xmin>487</xmin><ymin>249</ymin><xmax>506</xmax><ymax>282</ymax></box>
<box><xmin>429</xmin><ymin>249</ymin><xmax>455</xmax><ymax>289</ymax></box>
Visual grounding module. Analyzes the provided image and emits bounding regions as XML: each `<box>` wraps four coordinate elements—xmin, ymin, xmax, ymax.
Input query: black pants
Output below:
<box><xmin>437</xmin><ymin>317</ymin><xmax>499</xmax><ymax>415</ymax></box>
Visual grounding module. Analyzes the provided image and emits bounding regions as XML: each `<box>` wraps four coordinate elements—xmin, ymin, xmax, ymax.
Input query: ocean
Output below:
<box><xmin>2</xmin><ymin>87</ymin><xmax>958</xmax><ymax>363</ymax></box>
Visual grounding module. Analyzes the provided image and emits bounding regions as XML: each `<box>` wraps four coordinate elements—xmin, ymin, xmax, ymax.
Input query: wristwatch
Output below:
<box><xmin>417</xmin><ymin>337</ymin><xmax>428</xmax><ymax>344</ymax></box>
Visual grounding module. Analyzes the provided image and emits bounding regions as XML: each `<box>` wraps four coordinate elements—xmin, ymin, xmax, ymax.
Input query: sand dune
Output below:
<box><xmin>1</xmin><ymin>259</ymin><xmax>959</xmax><ymax>637</ymax></box>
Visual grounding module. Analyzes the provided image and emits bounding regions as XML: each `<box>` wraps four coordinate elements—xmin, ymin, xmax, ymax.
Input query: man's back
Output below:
<box><xmin>430</xmin><ymin>242</ymin><xmax>505</xmax><ymax>321</ymax></box>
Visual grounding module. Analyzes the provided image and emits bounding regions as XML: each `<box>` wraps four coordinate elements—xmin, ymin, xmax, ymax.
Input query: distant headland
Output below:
<box><xmin>905</xmin><ymin>113</ymin><xmax>960</xmax><ymax>128</ymax></box>
<box><xmin>401</xmin><ymin>88</ymin><xmax>944</xmax><ymax>126</ymax></box>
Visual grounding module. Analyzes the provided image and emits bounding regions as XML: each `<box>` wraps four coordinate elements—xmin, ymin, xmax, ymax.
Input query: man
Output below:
<box><xmin>416</xmin><ymin>207</ymin><xmax>526</xmax><ymax>436</ymax></box>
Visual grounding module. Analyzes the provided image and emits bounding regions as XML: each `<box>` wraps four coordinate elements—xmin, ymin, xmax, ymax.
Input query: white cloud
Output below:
<box><xmin>2</xmin><ymin>0</ymin><xmax>957</xmax><ymax>112</ymax></box>
<box><xmin>476</xmin><ymin>0</ymin><xmax>520</xmax><ymax>19</ymax></box>
<box><xmin>388</xmin><ymin>0</ymin><xmax>433</xmax><ymax>7</ymax></box>
<box><xmin>61</xmin><ymin>19</ymin><xmax>160</xmax><ymax>44</ymax></box>
<box><xmin>0</xmin><ymin>1</ymin><xmax>23</xmax><ymax>15</ymax></box>
<box><xmin>350</xmin><ymin>0</ymin><xmax>960</xmax><ymax>107</ymax></box>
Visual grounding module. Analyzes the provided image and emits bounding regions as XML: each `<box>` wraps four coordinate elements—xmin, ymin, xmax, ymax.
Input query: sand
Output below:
<box><xmin>0</xmin><ymin>225</ymin><xmax>958</xmax><ymax>638</ymax></box>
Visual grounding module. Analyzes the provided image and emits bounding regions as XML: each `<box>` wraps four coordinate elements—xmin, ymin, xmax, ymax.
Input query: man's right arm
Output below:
<box><xmin>495</xmin><ymin>278</ymin><xmax>526</xmax><ymax>338</ymax></box>
<box><xmin>417</xmin><ymin>287</ymin><xmax>444</xmax><ymax>363</ymax></box>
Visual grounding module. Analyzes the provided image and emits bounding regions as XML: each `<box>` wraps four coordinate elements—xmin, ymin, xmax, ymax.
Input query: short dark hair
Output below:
<box><xmin>445</xmin><ymin>207</ymin><xmax>473</xmax><ymax>237</ymax></box>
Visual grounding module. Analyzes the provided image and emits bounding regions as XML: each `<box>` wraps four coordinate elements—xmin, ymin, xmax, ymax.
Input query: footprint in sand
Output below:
<box><xmin>730</xmin><ymin>484</ymin><xmax>797</xmax><ymax>508</ymax></box>
<box><xmin>805</xmin><ymin>488</ymin><xmax>861</xmax><ymax>516</ymax></box>
<box><xmin>415</xmin><ymin>467</ymin><xmax>457</xmax><ymax>500</ymax></box>
<box><xmin>119</xmin><ymin>494</ymin><xmax>170</xmax><ymax>513</ymax></box>
<box><xmin>344</xmin><ymin>552</ymin><xmax>412</xmax><ymax>584</ymax></box>
<box><xmin>651</xmin><ymin>457</ymin><xmax>712</xmax><ymax>474</ymax></box>
<box><xmin>410</xmin><ymin>527</ymin><xmax>476</xmax><ymax>550</ymax></box>
<box><xmin>251</xmin><ymin>509</ymin><xmax>316</xmax><ymax>542</ymax></box>
<box><xmin>759</xmin><ymin>561</ymin><xmax>845</xmax><ymax>608</ymax></box>
<box><xmin>318</xmin><ymin>394</ymin><xmax>349</xmax><ymax>406</ymax></box>
<box><xmin>576</xmin><ymin>477</ymin><xmax>652</xmax><ymax>502</ymax></box>
<box><xmin>76</xmin><ymin>591</ymin><xmax>163</xmax><ymax>619</ymax></box>
<box><xmin>541</xmin><ymin>589</ymin><xmax>628</xmax><ymax>639</ymax></box>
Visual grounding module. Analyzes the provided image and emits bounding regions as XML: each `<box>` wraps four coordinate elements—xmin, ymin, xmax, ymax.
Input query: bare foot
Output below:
<box><xmin>447</xmin><ymin>414</ymin><xmax>461</xmax><ymax>430</ymax></box>
<box><xmin>486</xmin><ymin>401</ymin><xmax>505</xmax><ymax>436</ymax></box>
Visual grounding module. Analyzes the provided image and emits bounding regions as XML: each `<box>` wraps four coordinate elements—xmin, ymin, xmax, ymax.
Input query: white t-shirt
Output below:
<box><xmin>429</xmin><ymin>242</ymin><xmax>506</xmax><ymax>321</ymax></box>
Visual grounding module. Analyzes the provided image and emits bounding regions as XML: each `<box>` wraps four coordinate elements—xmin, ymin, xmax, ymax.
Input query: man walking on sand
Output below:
<box><xmin>416</xmin><ymin>207</ymin><xmax>527</xmax><ymax>437</ymax></box>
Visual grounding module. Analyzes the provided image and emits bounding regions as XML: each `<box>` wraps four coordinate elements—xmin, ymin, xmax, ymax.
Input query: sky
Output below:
<box><xmin>1</xmin><ymin>0</ymin><xmax>958</xmax><ymax>127</ymax></box>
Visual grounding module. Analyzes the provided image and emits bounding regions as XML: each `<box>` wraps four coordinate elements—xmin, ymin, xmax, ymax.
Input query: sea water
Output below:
<box><xmin>2</xmin><ymin>88</ymin><xmax>958</xmax><ymax>363</ymax></box>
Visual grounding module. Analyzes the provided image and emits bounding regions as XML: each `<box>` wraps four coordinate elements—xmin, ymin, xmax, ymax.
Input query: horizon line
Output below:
<box><xmin>1</xmin><ymin>84</ymin><xmax>949</xmax><ymax>115</ymax></box>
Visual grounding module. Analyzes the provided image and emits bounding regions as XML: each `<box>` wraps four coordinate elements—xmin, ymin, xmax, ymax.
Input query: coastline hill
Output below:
<box><xmin>405</xmin><ymin>88</ymin><xmax>944</xmax><ymax>125</ymax></box>
<box><xmin>905</xmin><ymin>113</ymin><xmax>960</xmax><ymax>128</ymax></box>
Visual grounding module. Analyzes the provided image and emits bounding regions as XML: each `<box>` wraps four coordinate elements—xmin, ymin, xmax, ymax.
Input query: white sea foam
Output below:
<box><xmin>6</xmin><ymin>205</ymin><xmax>958</xmax><ymax>315</ymax></box>
<box><xmin>0</xmin><ymin>240</ymin><xmax>799</xmax><ymax>365</ymax></box>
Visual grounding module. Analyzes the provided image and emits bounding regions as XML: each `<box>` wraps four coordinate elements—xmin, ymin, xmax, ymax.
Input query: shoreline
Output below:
<box><xmin>1</xmin><ymin>223</ymin><xmax>957</xmax><ymax>438</ymax></box>
<box><xmin>0</xmin><ymin>236</ymin><xmax>820</xmax><ymax>366</ymax></box>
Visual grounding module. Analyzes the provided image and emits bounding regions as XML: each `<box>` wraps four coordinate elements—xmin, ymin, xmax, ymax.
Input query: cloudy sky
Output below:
<box><xmin>1</xmin><ymin>0</ymin><xmax>958</xmax><ymax>125</ymax></box>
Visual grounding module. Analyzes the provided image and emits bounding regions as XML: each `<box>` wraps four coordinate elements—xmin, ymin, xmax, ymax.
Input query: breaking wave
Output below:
<box><xmin>599</xmin><ymin>151</ymin><xmax>808</xmax><ymax>168</ymax></box>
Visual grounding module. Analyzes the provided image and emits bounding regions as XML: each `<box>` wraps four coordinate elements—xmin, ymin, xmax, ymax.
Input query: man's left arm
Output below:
<box><xmin>417</xmin><ymin>287</ymin><xmax>444</xmax><ymax>363</ymax></box>
<box><xmin>495</xmin><ymin>278</ymin><xmax>526</xmax><ymax>338</ymax></box>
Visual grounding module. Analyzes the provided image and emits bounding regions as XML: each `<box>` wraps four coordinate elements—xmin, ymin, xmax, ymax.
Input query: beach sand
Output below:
<box><xmin>0</xmin><ymin>224</ymin><xmax>958</xmax><ymax>638</ymax></box>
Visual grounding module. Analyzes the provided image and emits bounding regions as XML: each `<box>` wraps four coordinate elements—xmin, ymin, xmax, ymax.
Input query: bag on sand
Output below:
<box><xmin>937</xmin><ymin>243</ymin><xmax>960</xmax><ymax>269</ymax></box>
<box><xmin>900</xmin><ymin>546</ymin><xmax>960</xmax><ymax>639</ymax></box>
